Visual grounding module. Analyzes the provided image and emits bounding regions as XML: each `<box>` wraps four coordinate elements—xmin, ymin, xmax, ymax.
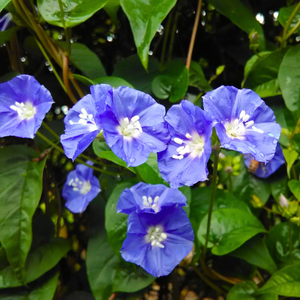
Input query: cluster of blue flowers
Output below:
<box><xmin>0</xmin><ymin>74</ymin><xmax>283</xmax><ymax>277</ymax></box>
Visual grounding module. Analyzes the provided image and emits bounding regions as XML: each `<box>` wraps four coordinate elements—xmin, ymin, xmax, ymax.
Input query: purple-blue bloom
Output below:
<box><xmin>0</xmin><ymin>74</ymin><xmax>53</xmax><ymax>139</ymax></box>
<box><xmin>121</xmin><ymin>206</ymin><xmax>194</xmax><ymax>277</ymax></box>
<box><xmin>203</xmin><ymin>86</ymin><xmax>281</xmax><ymax>163</ymax></box>
<box><xmin>100</xmin><ymin>86</ymin><xmax>170</xmax><ymax>167</ymax></box>
<box><xmin>244</xmin><ymin>143</ymin><xmax>285</xmax><ymax>178</ymax></box>
<box><xmin>157</xmin><ymin>100</ymin><xmax>213</xmax><ymax>188</ymax></box>
<box><xmin>60</xmin><ymin>84</ymin><xmax>112</xmax><ymax>160</ymax></box>
<box><xmin>117</xmin><ymin>182</ymin><xmax>187</xmax><ymax>214</ymax></box>
<box><xmin>62</xmin><ymin>162</ymin><xmax>101</xmax><ymax>213</ymax></box>
<box><xmin>0</xmin><ymin>13</ymin><xmax>13</xmax><ymax>32</ymax></box>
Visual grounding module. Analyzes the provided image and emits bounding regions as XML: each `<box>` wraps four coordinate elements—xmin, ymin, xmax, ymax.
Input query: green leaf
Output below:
<box><xmin>0</xmin><ymin>0</ymin><xmax>10</xmax><ymax>13</ymax></box>
<box><xmin>0</xmin><ymin>272</ymin><xmax>59</xmax><ymax>300</ymax></box>
<box><xmin>228</xmin><ymin>281</ymin><xmax>277</xmax><ymax>300</ymax></box>
<box><xmin>271</xmin><ymin>177</ymin><xmax>289</xmax><ymax>202</ymax></box>
<box><xmin>37</xmin><ymin>0</ymin><xmax>108</xmax><ymax>28</ymax></box>
<box><xmin>105</xmin><ymin>182</ymin><xmax>133</xmax><ymax>254</ymax></box>
<box><xmin>266</xmin><ymin>222</ymin><xmax>300</xmax><ymax>269</ymax></box>
<box><xmin>243</xmin><ymin>52</ymin><xmax>271</xmax><ymax>81</ymax></box>
<box><xmin>104</xmin><ymin>0</ymin><xmax>120</xmax><ymax>25</ymax></box>
<box><xmin>0</xmin><ymin>238</ymin><xmax>70</xmax><ymax>288</ymax></box>
<box><xmin>190</xmin><ymin>187</ymin><xmax>250</xmax><ymax>233</ymax></box>
<box><xmin>243</xmin><ymin>49</ymin><xmax>288</xmax><ymax>98</ymax></box>
<box><xmin>288</xmin><ymin>180</ymin><xmax>300</xmax><ymax>200</ymax></box>
<box><xmin>59</xmin><ymin>42</ymin><xmax>106</xmax><ymax>79</ymax></box>
<box><xmin>92</xmin><ymin>139</ymin><xmax>135</xmax><ymax>173</ymax></box>
<box><xmin>152</xmin><ymin>59</ymin><xmax>189</xmax><ymax>102</ymax></box>
<box><xmin>283</xmin><ymin>148</ymin><xmax>298</xmax><ymax>178</ymax></box>
<box><xmin>113</xmin><ymin>54</ymin><xmax>160</xmax><ymax>94</ymax></box>
<box><xmin>0</xmin><ymin>146</ymin><xmax>46</xmax><ymax>282</ymax></box>
<box><xmin>135</xmin><ymin>154</ymin><xmax>163</xmax><ymax>184</ymax></box>
<box><xmin>231</xmin><ymin>236</ymin><xmax>277</xmax><ymax>274</ymax></box>
<box><xmin>257</xmin><ymin>262</ymin><xmax>300</xmax><ymax>297</ymax></box>
<box><xmin>206</xmin><ymin>0</ymin><xmax>266</xmax><ymax>50</ymax></box>
<box><xmin>0</xmin><ymin>27</ymin><xmax>19</xmax><ymax>45</ymax></box>
<box><xmin>278</xmin><ymin>4</ymin><xmax>300</xmax><ymax>33</ymax></box>
<box><xmin>188</xmin><ymin>61</ymin><xmax>212</xmax><ymax>92</ymax></box>
<box><xmin>120</xmin><ymin>0</ymin><xmax>176</xmax><ymax>70</ymax></box>
<box><xmin>278</xmin><ymin>44</ymin><xmax>300</xmax><ymax>113</ymax></box>
<box><xmin>197</xmin><ymin>208</ymin><xmax>266</xmax><ymax>255</ymax></box>
<box><xmin>93</xmin><ymin>76</ymin><xmax>134</xmax><ymax>88</ymax></box>
<box><xmin>232</xmin><ymin>158</ymin><xmax>271</xmax><ymax>211</ymax></box>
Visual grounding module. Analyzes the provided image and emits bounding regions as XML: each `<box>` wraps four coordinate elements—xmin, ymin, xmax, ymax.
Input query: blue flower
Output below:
<box><xmin>62</xmin><ymin>162</ymin><xmax>101</xmax><ymax>213</ymax></box>
<box><xmin>244</xmin><ymin>143</ymin><xmax>285</xmax><ymax>178</ymax></box>
<box><xmin>60</xmin><ymin>84</ymin><xmax>112</xmax><ymax>160</ymax></box>
<box><xmin>157</xmin><ymin>100</ymin><xmax>213</xmax><ymax>188</ymax></box>
<box><xmin>121</xmin><ymin>206</ymin><xmax>194</xmax><ymax>277</ymax></box>
<box><xmin>117</xmin><ymin>182</ymin><xmax>187</xmax><ymax>214</ymax></box>
<box><xmin>0</xmin><ymin>13</ymin><xmax>13</xmax><ymax>32</ymax></box>
<box><xmin>203</xmin><ymin>86</ymin><xmax>281</xmax><ymax>163</ymax></box>
<box><xmin>100</xmin><ymin>86</ymin><xmax>170</xmax><ymax>167</ymax></box>
<box><xmin>0</xmin><ymin>74</ymin><xmax>53</xmax><ymax>139</ymax></box>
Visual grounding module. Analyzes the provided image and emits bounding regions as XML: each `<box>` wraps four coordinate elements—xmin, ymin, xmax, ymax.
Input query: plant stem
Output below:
<box><xmin>167</xmin><ymin>11</ymin><xmax>179</xmax><ymax>62</ymax></box>
<box><xmin>227</xmin><ymin>173</ymin><xmax>233</xmax><ymax>193</ymax></box>
<box><xmin>171</xmin><ymin>269</ymin><xmax>180</xmax><ymax>300</ymax></box>
<box><xmin>289</xmin><ymin>222</ymin><xmax>294</xmax><ymax>264</ymax></box>
<box><xmin>202</xmin><ymin>147</ymin><xmax>220</xmax><ymax>260</ymax></box>
<box><xmin>186</xmin><ymin>0</ymin><xmax>202</xmax><ymax>70</ymax></box>
<box><xmin>192</xmin><ymin>265</ymin><xmax>224</xmax><ymax>294</ymax></box>
<box><xmin>63</xmin><ymin>55</ymin><xmax>77</xmax><ymax>104</ymax></box>
<box><xmin>160</xmin><ymin>12</ymin><xmax>173</xmax><ymax>71</ymax></box>
<box><xmin>35</xmin><ymin>131</ymin><xmax>119</xmax><ymax>176</ymax></box>
<box><xmin>282</xmin><ymin>1</ymin><xmax>300</xmax><ymax>47</ymax></box>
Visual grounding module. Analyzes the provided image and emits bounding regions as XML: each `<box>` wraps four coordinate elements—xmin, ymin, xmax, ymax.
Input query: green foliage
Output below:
<box><xmin>0</xmin><ymin>0</ymin><xmax>10</xmax><ymax>13</ymax></box>
<box><xmin>188</xmin><ymin>61</ymin><xmax>212</xmax><ymax>92</ymax></box>
<box><xmin>0</xmin><ymin>146</ymin><xmax>46</xmax><ymax>283</ymax></box>
<box><xmin>288</xmin><ymin>179</ymin><xmax>300</xmax><ymax>199</ymax></box>
<box><xmin>37</xmin><ymin>0</ymin><xmax>108</xmax><ymax>28</ymax></box>
<box><xmin>0</xmin><ymin>27</ymin><xmax>19</xmax><ymax>45</ymax></box>
<box><xmin>206</xmin><ymin>0</ymin><xmax>266</xmax><ymax>50</ymax></box>
<box><xmin>120</xmin><ymin>0</ymin><xmax>176</xmax><ymax>70</ymax></box>
<box><xmin>197</xmin><ymin>208</ymin><xmax>266</xmax><ymax>255</ymax></box>
<box><xmin>152</xmin><ymin>59</ymin><xmax>189</xmax><ymax>102</ymax></box>
<box><xmin>278</xmin><ymin>44</ymin><xmax>300</xmax><ymax>114</ymax></box>
<box><xmin>278</xmin><ymin>4</ymin><xmax>300</xmax><ymax>33</ymax></box>
<box><xmin>283</xmin><ymin>148</ymin><xmax>298</xmax><ymax>178</ymax></box>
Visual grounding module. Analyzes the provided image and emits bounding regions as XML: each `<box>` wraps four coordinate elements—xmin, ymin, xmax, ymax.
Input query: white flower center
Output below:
<box><xmin>10</xmin><ymin>102</ymin><xmax>36</xmax><ymax>120</ymax></box>
<box><xmin>68</xmin><ymin>177</ymin><xmax>91</xmax><ymax>195</ymax></box>
<box><xmin>224</xmin><ymin>110</ymin><xmax>264</xmax><ymax>140</ymax></box>
<box><xmin>146</xmin><ymin>225</ymin><xmax>167</xmax><ymax>248</ymax></box>
<box><xmin>69</xmin><ymin>108</ymin><xmax>99</xmax><ymax>132</ymax></box>
<box><xmin>142</xmin><ymin>195</ymin><xmax>159</xmax><ymax>212</ymax></box>
<box><xmin>172</xmin><ymin>132</ymin><xmax>205</xmax><ymax>160</ymax></box>
<box><xmin>117</xmin><ymin>115</ymin><xmax>142</xmax><ymax>140</ymax></box>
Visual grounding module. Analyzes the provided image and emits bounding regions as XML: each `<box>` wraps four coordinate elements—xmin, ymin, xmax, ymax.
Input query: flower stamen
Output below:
<box><xmin>68</xmin><ymin>177</ymin><xmax>91</xmax><ymax>195</ymax></box>
<box><xmin>117</xmin><ymin>115</ymin><xmax>142</xmax><ymax>140</ymax></box>
<box><xmin>69</xmin><ymin>108</ymin><xmax>99</xmax><ymax>132</ymax></box>
<box><xmin>146</xmin><ymin>225</ymin><xmax>167</xmax><ymax>248</ymax></box>
<box><xmin>143</xmin><ymin>195</ymin><xmax>159</xmax><ymax>212</ymax></box>
<box><xmin>10</xmin><ymin>101</ymin><xmax>36</xmax><ymax>120</ymax></box>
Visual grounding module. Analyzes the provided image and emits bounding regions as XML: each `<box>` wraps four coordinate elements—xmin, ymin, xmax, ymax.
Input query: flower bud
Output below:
<box><xmin>279</xmin><ymin>194</ymin><xmax>289</xmax><ymax>208</ymax></box>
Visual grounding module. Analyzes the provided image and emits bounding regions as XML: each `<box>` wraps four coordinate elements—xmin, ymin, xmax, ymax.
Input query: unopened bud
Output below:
<box><xmin>279</xmin><ymin>194</ymin><xmax>289</xmax><ymax>208</ymax></box>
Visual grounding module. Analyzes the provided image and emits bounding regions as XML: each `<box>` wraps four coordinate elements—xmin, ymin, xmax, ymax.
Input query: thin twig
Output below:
<box><xmin>186</xmin><ymin>0</ymin><xmax>202</xmax><ymax>70</ymax></box>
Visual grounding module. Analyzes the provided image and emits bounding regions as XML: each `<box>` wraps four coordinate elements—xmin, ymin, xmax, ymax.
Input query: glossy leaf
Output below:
<box><xmin>283</xmin><ymin>148</ymin><xmax>298</xmax><ymax>178</ymax></box>
<box><xmin>197</xmin><ymin>208</ymin><xmax>266</xmax><ymax>255</ymax></box>
<box><xmin>120</xmin><ymin>0</ymin><xmax>176</xmax><ymax>70</ymax></box>
<box><xmin>105</xmin><ymin>182</ymin><xmax>133</xmax><ymax>254</ymax></box>
<box><xmin>93</xmin><ymin>76</ymin><xmax>134</xmax><ymax>88</ymax></box>
<box><xmin>232</xmin><ymin>158</ymin><xmax>271</xmax><ymax>211</ymax></box>
<box><xmin>288</xmin><ymin>180</ymin><xmax>300</xmax><ymax>200</ymax></box>
<box><xmin>104</xmin><ymin>0</ymin><xmax>120</xmax><ymax>24</ymax></box>
<box><xmin>243</xmin><ymin>49</ymin><xmax>288</xmax><ymax>98</ymax></box>
<box><xmin>59</xmin><ymin>42</ymin><xmax>106</xmax><ymax>79</ymax></box>
<box><xmin>0</xmin><ymin>0</ymin><xmax>10</xmax><ymax>13</ymax></box>
<box><xmin>188</xmin><ymin>61</ymin><xmax>212</xmax><ymax>92</ymax></box>
<box><xmin>206</xmin><ymin>0</ymin><xmax>266</xmax><ymax>50</ymax></box>
<box><xmin>152</xmin><ymin>59</ymin><xmax>189</xmax><ymax>102</ymax></box>
<box><xmin>113</xmin><ymin>54</ymin><xmax>160</xmax><ymax>94</ymax></box>
<box><xmin>0</xmin><ymin>27</ymin><xmax>18</xmax><ymax>45</ymax></box>
<box><xmin>228</xmin><ymin>281</ymin><xmax>277</xmax><ymax>300</ymax></box>
<box><xmin>190</xmin><ymin>187</ymin><xmax>250</xmax><ymax>233</ymax></box>
<box><xmin>278</xmin><ymin>4</ymin><xmax>300</xmax><ymax>33</ymax></box>
<box><xmin>37</xmin><ymin>0</ymin><xmax>108</xmax><ymax>28</ymax></box>
<box><xmin>0</xmin><ymin>146</ymin><xmax>46</xmax><ymax>282</ymax></box>
<box><xmin>231</xmin><ymin>236</ymin><xmax>277</xmax><ymax>274</ymax></box>
<box><xmin>278</xmin><ymin>44</ymin><xmax>300</xmax><ymax>113</ymax></box>
<box><xmin>0</xmin><ymin>272</ymin><xmax>59</xmax><ymax>300</ymax></box>
<box><xmin>266</xmin><ymin>222</ymin><xmax>300</xmax><ymax>269</ymax></box>
<box><xmin>257</xmin><ymin>263</ymin><xmax>300</xmax><ymax>296</ymax></box>
<box><xmin>0</xmin><ymin>238</ymin><xmax>70</xmax><ymax>288</ymax></box>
